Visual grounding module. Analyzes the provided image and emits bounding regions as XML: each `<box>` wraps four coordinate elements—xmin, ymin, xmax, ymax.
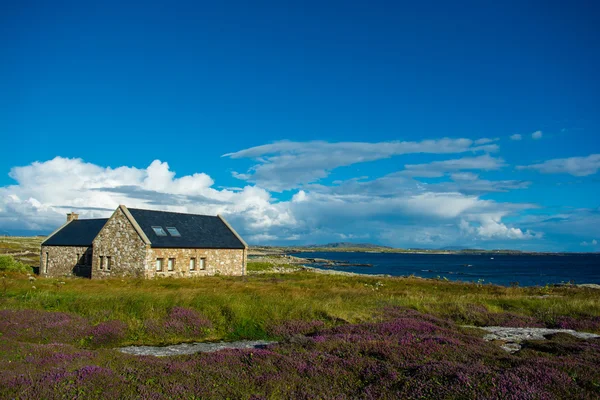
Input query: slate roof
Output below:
<box><xmin>128</xmin><ymin>208</ymin><xmax>245</xmax><ymax>249</ymax></box>
<box><xmin>42</xmin><ymin>219</ymin><xmax>108</xmax><ymax>246</ymax></box>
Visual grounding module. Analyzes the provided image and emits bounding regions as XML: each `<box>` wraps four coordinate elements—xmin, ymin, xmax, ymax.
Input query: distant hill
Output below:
<box><xmin>438</xmin><ymin>246</ymin><xmax>483</xmax><ymax>251</ymax></box>
<box><xmin>302</xmin><ymin>242</ymin><xmax>393</xmax><ymax>249</ymax></box>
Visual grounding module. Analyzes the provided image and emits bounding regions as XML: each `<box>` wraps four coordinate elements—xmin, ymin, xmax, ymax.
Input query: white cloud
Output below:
<box><xmin>510</xmin><ymin>134</ymin><xmax>522</xmax><ymax>141</ymax></box>
<box><xmin>474</xmin><ymin>138</ymin><xmax>499</xmax><ymax>145</ymax></box>
<box><xmin>531</xmin><ymin>130</ymin><xmax>543</xmax><ymax>140</ymax></box>
<box><xmin>517</xmin><ymin>154</ymin><xmax>600</xmax><ymax>176</ymax></box>
<box><xmin>460</xmin><ymin>214</ymin><xmax>537</xmax><ymax>240</ymax></box>
<box><xmin>580</xmin><ymin>239</ymin><xmax>598</xmax><ymax>246</ymax></box>
<box><xmin>432</xmin><ymin>178</ymin><xmax>531</xmax><ymax>195</ymax></box>
<box><xmin>0</xmin><ymin>157</ymin><xmax>294</xmax><ymax>235</ymax></box>
<box><xmin>450</xmin><ymin>172</ymin><xmax>479</xmax><ymax>181</ymax></box>
<box><xmin>223</xmin><ymin>138</ymin><xmax>499</xmax><ymax>191</ymax></box>
<box><xmin>402</xmin><ymin>154</ymin><xmax>506</xmax><ymax>177</ymax></box>
<box><xmin>0</xmin><ymin>154</ymin><xmax>538</xmax><ymax>247</ymax></box>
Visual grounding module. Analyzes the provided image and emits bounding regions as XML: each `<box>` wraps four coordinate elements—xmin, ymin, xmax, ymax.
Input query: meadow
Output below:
<box><xmin>1</xmin><ymin>237</ymin><xmax>600</xmax><ymax>398</ymax></box>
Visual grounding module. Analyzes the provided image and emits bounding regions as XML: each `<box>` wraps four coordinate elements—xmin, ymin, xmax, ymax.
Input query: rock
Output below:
<box><xmin>479</xmin><ymin>326</ymin><xmax>600</xmax><ymax>342</ymax></box>
<box><xmin>471</xmin><ymin>326</ymin><xmax>600</xmax><ymax>353</ymax></box>
<box><xmin>119</xmin><ymin>340</ymin><xmax>275</xmax><ymax>357</ymax></box>
<box><xmin>577</xmin><ymin>283</ymin><xmax>600</xmax><ymax>290</ymax></box>
<box><xmin>500</xmin><ymin>342</ymin><xmax>522</xmax><ymax>353</ymax></box>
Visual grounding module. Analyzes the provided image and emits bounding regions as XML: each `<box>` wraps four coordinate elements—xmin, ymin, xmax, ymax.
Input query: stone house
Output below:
<box><xmin>40</xmin><ymin>205</ymin><xmax>248</xmax><ymax>279</ymax></box>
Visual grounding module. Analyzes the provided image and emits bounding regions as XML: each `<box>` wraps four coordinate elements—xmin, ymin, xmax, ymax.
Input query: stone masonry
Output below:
<box><xmin>92</xmin><ymin>207</ymin><xmax>149</xmax><ymax>279</ymax></box>
<box><xmin>40</xmin><ymin>245</ymin><xmax>92</xmax><ymax>278</ymax></box>
<box><xmin>146</xmin><ymin>248</ymin><xmax>245</xmax><ymax>279</ymax></box>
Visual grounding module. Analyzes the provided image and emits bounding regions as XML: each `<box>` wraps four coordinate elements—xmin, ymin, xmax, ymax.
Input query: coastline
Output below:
<box><xmin>300</xmin><ymin>265</ymin><xmax>391</xmax><ymax>278</ymax></box>
<box><xmin>248</xmin><ymin>252</ymin><xmax>600</xmax><ymax>287</ymax></box>
<box><xmin>249</xmin><ymin>246</ymin><xmax>600</xmax><ymax>257</ymax></box>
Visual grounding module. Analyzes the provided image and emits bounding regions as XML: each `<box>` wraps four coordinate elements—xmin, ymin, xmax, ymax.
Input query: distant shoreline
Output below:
<box><xmin>249</xmin><ymin>247</ymin><xmax>598</xmax><ymax>257</ymax></box>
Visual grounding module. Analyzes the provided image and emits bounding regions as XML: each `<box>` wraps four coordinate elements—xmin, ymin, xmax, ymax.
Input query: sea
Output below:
<box><xmin>289</xmin><ymin>252</ymin><xmax>600</xmax><ymax>287</ymax></box>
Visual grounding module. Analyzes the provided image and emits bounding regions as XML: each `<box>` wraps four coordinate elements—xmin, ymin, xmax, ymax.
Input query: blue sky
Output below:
<box><xmin>1</xmin><ymin>1</ymin><xmax>599</xmax><ymax>251</ymax></box>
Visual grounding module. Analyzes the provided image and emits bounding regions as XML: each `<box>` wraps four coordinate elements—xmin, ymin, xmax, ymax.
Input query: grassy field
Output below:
<box><xmin>0</xmin><ymin>235</ymin><xmax>44</xmax><ymax>265</ymax></box>
<box><xmin>1</xmin><ymin>237</ymin><xmax>599</xmax><ymax>398</ymax></box>
<box><xmin>1</xmin><ymin>261</ymin><xmax>599</xmax><ymax>343</ymax></box>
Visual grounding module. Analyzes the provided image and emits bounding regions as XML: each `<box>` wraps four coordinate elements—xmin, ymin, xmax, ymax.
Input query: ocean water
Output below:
<box><xmin>290</xmin><ymin>252</ymin><xmax>600</xmax><ymax>287</ymax></box>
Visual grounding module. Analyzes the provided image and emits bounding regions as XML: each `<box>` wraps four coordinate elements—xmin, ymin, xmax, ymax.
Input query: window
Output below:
<box><xmin>199</xmin><ymin>258</ymin><xmax>206</xmax><ymax>270</ymax></box>
<box><xmin>190</xmin><ymin>258</ymin><xmax>196</xmax><ymax>271</ymax></box>
<box><xmin>166</xmin><ymin>227</ymin><xmax>181</xmax><ymax>237</ymax></box>
<box><xmin>156</xmin><ymin>258</ymin><xmax>164</xmax><ymax>271</ymax></box>
<box><xmin>99</xmin><ymin>256</ymin><xmax>104</xmax><ymax>270</ymax></box>
<box><xmin>168</xmin><ymin>258</ymin><xmax>175</xmax><ymax>271</ymax></box>
<box><xmin>44</xmin><ymin>252</ymin><xmax>49</xmax><ymax>274</ymax></box>
<box><xmin>152</xmin><ymin>226</ymin><xmax>167</xmax><ymax>236</ymax></box>
<box><xmin>106</xmin><ymin>256</ymin><xmax>111</xmax><ymax>271</ymax></box>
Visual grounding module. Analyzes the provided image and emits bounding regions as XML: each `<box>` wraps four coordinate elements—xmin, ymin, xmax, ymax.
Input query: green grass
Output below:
<box><xmin>0</xmin><ymin>236</ymin><xmax>44</xmax><ymax>265</ymax></box>
<box><xmin>1</xmin><ymin>236</ymin><xmax>599</xmax><ymax>347</ymax></box>
<box><xmin>1</xmin><ymin>271</ymin><xmax>599</xmax><ymax>345</ymax></box>
<box><xmin>246</xmin><ymin>261</ymin><xmax>278</xmax><ymax>272</ymax></box>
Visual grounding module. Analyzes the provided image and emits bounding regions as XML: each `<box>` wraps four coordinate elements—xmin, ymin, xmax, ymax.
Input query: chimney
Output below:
<box><xmin>67</xmin><ymin>212</ymin><xmax>79</xmax><ymax>222</ymax></box>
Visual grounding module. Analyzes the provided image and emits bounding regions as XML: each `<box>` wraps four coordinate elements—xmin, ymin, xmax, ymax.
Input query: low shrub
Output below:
<box><xmin>551</xmin><ymin>315</ymin><xmax>600</xmax><ymax>332</ymax></box>
<box><xmin>145</xmin><ymin>306</ymin><xmax>213</xmax><ymax>338</ymax></box>
<box><xmin>267</xmin><ymin>319</ymin><xmax>325</xmax><ymax>339</ymax></box>
<box><xmin>0</xmin><ymin>309</ymin><xmax>90</xmax><ymax>344</ymax></box>
<box><xmin>0</xmin><ymin>254</ymin><xmax>31</xmax><ymax>273</ymax></box>
<box><xmin>1</xmin><ymin>308</ymin><xmax>599</xmax><ymax>399</ymax></box>
<box><xmin>87</xmin><ymin>320</ymin><xmax>128</xmax><ymax>347</ymax></box>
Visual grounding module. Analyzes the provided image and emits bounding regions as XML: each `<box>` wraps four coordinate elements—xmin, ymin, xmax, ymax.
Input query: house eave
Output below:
<box><xmin>149</xmin><ymin>245</ymin><xmax>246</xmax><ymax>250</ymax></box>
<box><xmin>41</xmin><ymin>243</ymin><xmax>94</xmax><ymax>247</ymax></box>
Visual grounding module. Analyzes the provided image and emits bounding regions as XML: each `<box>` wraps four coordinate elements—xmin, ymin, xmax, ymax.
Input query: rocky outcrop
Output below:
<box><xmin>477</xmin><ymin>326</ymin><xmax>600</xmax><ymax>353</ymax></box>
<box><xmin>119</xmin><ymin>340</ymin><xmax>274</xmax><ymax>356</ymax></box>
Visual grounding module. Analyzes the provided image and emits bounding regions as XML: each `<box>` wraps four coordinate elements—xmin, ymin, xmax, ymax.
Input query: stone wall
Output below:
<box><xmin>40</xmin><ymin>245</ymin><xmax>92</xmax><ymax>278</ymax></box>
<box><xmin>146</xmin><ymin>247</ymin><xmax>246</xmax><ymax>278</ymax></box>
<box><xmin>92</xmin><ymin>207</ymin><xmax>149</xmax><ymax>279</ymax></box>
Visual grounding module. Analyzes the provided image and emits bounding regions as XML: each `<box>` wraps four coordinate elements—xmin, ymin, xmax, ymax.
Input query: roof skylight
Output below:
<box><xmin>152</xmin><ymin>226</ymin><xmax>167</xmax><ymax>236</ymax></box>
<box><xmin>166</xmin><ymin>227</ymin><xmax>181</xmax><ymax>237</ymax></box>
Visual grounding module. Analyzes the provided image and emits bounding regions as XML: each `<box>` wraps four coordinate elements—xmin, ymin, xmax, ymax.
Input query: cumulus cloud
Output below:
<box><xmin>532</xmin><ymin>130</ymin><xmax>543</xmax><ymax>140</ymax></box>
<box><xmin>0</xmin><ymin>157</ymin><xmax>294</xmax><ymax>235</ymax></box>
<box><xmin>460</xmin><ymin>214</ymin><xmax>537</xmax><ymax>240</ymax></box>
<box><xmin>0</xmin><ymin>153</ymin><xmax>538</xmax><ymax>247</ymax></box>
<box><xmin>223</xmin><ymin>138</ymin><xmax>499</xmax><ymax>191</ymax></box>
<box><xmin>510</xmin><ymin>134</ymin><xmax>522</xmax><ymax>141</ymax></box>
<box><xmin>517</xmin><ymin>154</ymin><xmax>600</xmax><ymax>176</ymax></box>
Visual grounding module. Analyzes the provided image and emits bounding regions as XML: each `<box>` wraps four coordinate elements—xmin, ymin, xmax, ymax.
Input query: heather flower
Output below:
<box><xmin>267</xmin><ymin>320</ymin><xmax>325</xmax><ymax>339</ymax></box>
<box><xmin>1</xmin><ymin>307</ymin><xmax>599</xmax><ymax>399</ymax></box>
<box><xmin>145</xmin><ymin>307</ymin><xmax>212</xmax><ymax>338</ymax></box>
<box><xmin>552</xmin><ymin>315</ymin><xmax>600</xmax><ymax>332</ymax></box>
<box><xmin>87</xmin><ymin>320</ymin><xmax>128</xmax><ymax>347</ymax></box>
<box><xmin>0</xmin><ymin>309</ymin><xmax>90</xmax><ymax>344</ymax></box>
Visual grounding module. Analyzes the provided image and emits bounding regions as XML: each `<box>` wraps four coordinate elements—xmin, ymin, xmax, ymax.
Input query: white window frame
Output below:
<box><xmin>156</xmin><ymin>258</ymin><xmax>164</xmax><ymax>272</ymax></box>
<box><xmin>199</xmin><ymin>257</ymin><xmax>206</xmax><ymax>270</ymax></box>
<box><xmin>168</xmin><ymin>258</ymin><xmax>175</xmax><ymax>271</ymax></box>
<box><xmin>190</xmin><ymin>258</ymin><xmax>196</xmax><ymax>271</ymax></box>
